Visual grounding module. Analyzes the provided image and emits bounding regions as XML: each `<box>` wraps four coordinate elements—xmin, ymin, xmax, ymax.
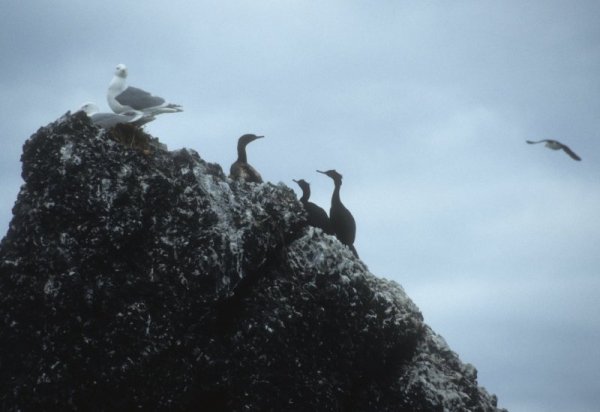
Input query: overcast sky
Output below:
<box><xmin>2</xmin><ymin>1</ymin><xmax>599</xmax><ymax>410</ymax></box>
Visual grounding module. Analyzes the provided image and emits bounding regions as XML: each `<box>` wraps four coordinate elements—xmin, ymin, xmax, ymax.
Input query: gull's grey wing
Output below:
<box><xmin>91</xmin><ymin>113</ymin><xmax>128</xmax><ymax>128</ymax></box>
<box><xmin>115</xmin><ymin>86</ymin><xmax>165</xmax><ymax>110</ymax></box>
<box><xmin>560</xmin><ymin>144</ymin><xmax>581</xmax><ymax>161</ymax></box>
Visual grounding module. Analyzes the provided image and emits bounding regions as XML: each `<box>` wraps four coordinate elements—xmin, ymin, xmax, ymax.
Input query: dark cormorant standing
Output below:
<box><xmin>293</xmin><ymin>179</ymin><xmax>333</xmax><ymax>235</ymax></box>
<box><xmin>317</xmin><ymin>169</ymin><xmax>358</xmax><ymax>257</ymax></box>
<box><xmin>526</xmin><ymin>139</ymin><xmax>581</xmax><ymax>161</ymax></box>
<box><xmin>230</xmin><ymin>134</ymin><xmax>264</xmax><ymax>183</ymax></box>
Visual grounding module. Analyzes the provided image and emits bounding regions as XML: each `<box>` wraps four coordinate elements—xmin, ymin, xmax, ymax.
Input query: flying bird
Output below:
<box><xmin>79</xmin><ymin>102</ymin><xmax>155</xmax><ymax>129</ymax></box>
<box><xmin>526</xmin><ymin>139</ymin><xmax>581</xmax><ymax>161</ymax></box>
<box><xmin>293</xmin><ymin>179</ymin><xmax>333</xmax><ymax>235</ymax></box>
<box><xmin>229</xmin><ymin>134</ymin><xmax>264</xmax><ymax>183</ymax></box>
<box><xmin>317</xmin><ymin>169</ymin><xmax>358</xmax><ymax>258</ymax></box>
<box><xmin>107</xmin><ymin>64</ymin><xmax>183</xmax><ymax>116</ymax></box>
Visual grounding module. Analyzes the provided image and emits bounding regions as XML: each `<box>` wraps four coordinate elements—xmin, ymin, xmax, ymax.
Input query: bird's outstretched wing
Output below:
<box><xmin>560</xmin><ymin>144</ymin><xmax>581</xmax><ymax>161</ymax></box>
<box><xmin>526</xmin><ymin>139</ymin><xmax>582</xmax><ymax>161</ymax></box>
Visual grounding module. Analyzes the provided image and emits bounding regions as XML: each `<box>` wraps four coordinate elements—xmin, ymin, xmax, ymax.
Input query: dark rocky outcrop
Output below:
<box><xmin>0</xmin><ymin>112</ymin><xmax>506</xmax><ymax>411</ymax></box>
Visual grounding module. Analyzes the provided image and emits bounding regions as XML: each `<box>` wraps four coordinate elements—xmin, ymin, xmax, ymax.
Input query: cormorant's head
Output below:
<box><xmin>238</xmin><ymin>134</ymin><xmax>264</xmax><ymax>147</ymax></box>
<box><xmin>293</xmin><ymin>179</ymin><xmax>310</xmax><ymax>192</ymax></box>
<box><xmin>317</xmin><ymin>169</ymin><xmax>343</xmax><ymax>185</ymax></box>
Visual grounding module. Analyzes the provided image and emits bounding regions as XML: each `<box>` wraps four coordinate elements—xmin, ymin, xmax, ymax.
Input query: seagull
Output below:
<box><xmin>107</xmin><ymin>64</ymin><xmax>183</xmax><ymax>116</ymax></box>
<box><xmin>526</xmin><ymin>139</ymin><xmax>581</xmax><ymax>161</ymax></box>
<box><xmin>79</xmin><ymin>102</ymin><xmax>155</xmax><ymax>129</ymax></box>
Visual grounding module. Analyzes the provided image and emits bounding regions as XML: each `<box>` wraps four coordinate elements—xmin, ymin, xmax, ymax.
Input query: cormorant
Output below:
<box><xmin>293</xmin><ymin>179</ymin><xmax>333</xmax><ymax>234</ymax></box>
<box><xmin>317</xmin><ymin>169</ymin><xmax>358</xmax><ymax>257</ymax></box>
<box><xmin>230</xmin><ymin>134</ymin><xmax>264</xmax><ymax>183</ymax></box>
<box><xmin>526</xmin><ymin>139</ymin><xmax>581</xmax><ymax>161</ymax></box>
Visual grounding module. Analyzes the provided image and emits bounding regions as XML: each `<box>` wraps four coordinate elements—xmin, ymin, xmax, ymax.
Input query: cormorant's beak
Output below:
<box><xmin>256</xmin><ymin>135</ymin><xmax>264</xmax><ymax>139</ymax></box>
<box><xmin>292</xmin><ymin>179</ymin><xmax>299</xmax><ymax>183</ymax></box>
<box><xmin>316</xmin><ymin>170</ymin><xmax>325</xmax><ymax>174</ymax></box>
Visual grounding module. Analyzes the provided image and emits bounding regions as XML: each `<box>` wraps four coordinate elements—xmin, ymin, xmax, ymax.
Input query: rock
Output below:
<box><xmin>0</xmin><ymin>112</ymin><xmax>506</xmax><ymax>411</ymax></box>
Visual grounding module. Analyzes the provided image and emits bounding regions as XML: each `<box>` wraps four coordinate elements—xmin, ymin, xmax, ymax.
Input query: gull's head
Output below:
<box><xmin>80</xmin><ymin>102</ymin><xmax>100</xmax><ymax>115</ymax></box>
<box><xmin>115</xmin><ymin>64</ymin><xmax>128</xmax><ymax>78</ymax></box>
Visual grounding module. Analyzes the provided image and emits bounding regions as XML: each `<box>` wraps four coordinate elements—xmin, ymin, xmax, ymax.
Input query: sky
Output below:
<box><xmin>1</xmin><ymin>1</ymin><xmax>599</xmax><ymax>410</ymax></box>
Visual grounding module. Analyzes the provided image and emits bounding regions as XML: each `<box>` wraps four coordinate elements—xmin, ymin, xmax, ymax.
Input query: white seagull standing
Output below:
<box><xmin>107</xmin><ymin>64</ymin><xmax>183</xmax><ymax>116</ymax></box>
<box><xmin>80</xmin><ymin>102</ymin><xmax>155</xmax><ymax>129</ymax></box>
<box><xmin>526</xmin><ymin>139</ymin><xmax>581</xmax><ymax>161</ymax></box>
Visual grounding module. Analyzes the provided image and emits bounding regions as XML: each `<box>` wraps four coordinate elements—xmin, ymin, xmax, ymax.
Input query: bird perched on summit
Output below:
<box><xmin>107</xmin><ymin>64</ymin><xmax>183</xmax><ymax>116</ymax></box>
<box><xmin>293</xmin><ymin>179</ymin><xmax>333</xmax><ymax>235</ymax></box>
<box><xmin>318</xmin><ymin>169</ymin><xmax>358</xmax><ymax>258</ymax></box>
<box><xmin>79</xmin><ymin>102</ymin><xmax>155</xmax><ymax>129</ymax></box>
<box><xmin>526</xmin><ymin>139</ymin><xmax>581</xmax><ymax>161</ymax></box>
<box><xmin>230</xmin><ymin>134</ymin><xmax>264</xmax><ymax>183</ymax></box>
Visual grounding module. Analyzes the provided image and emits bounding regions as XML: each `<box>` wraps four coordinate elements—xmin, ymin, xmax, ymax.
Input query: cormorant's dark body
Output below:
<box><xmin>318</xmin><ymin>170</ymin><xmax>358</xmax><ymax>257</ymax></box>
<box><xmin>230</xmin><ymin>134</ymin><xmax>264</xmax><ymax>183</ymax></box>
<box><xmin>293</xmin><ymin>179</ymin><xmax>333</xmax><ymax>235</ymax></box>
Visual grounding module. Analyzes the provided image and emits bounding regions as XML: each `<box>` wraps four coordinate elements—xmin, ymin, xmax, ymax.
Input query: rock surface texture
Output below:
<box><xmin>0</xmin><ymin>113</ymin><xmax>506</xmax><ymax>411</ymax></box>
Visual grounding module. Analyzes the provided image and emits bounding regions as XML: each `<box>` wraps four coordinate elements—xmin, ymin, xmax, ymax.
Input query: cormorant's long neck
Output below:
<box><xmin>237</xmin><ymin>142</ymin><xmax>248</xmax><ymax>163</ymax></box>
<box><xmin>300</xmin><ymin>186</ymin><xmax>310</xmax><ymax>203</ymax></box>
<box><xmin>331</xmin><ymin>181</ymin><xmax>342</xmax><ymax>207</ymax></box>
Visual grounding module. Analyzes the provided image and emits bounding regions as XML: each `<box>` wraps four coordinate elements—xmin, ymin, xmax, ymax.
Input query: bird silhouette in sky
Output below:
<box><xmin>526</xmin><ymin>139</ymin><xmax>581</xmax><ymax>161</ymax></box>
